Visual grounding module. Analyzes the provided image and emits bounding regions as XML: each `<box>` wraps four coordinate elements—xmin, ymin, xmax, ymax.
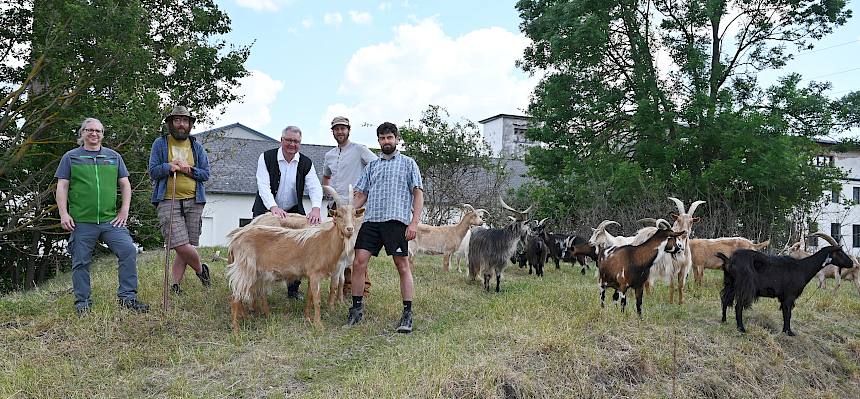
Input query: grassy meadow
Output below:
<box><xmin>2</xmin><ymin>247</ymin><xmax>859</xmax><ymax>398</ymax></box>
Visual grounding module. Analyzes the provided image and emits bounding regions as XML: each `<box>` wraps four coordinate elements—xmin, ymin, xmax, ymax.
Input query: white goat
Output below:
<box><xmin>408</xmin><ymin>204</ymin><xmax>487</xmax><ymax>272</ymax></box>
<box><xmin>638</xmin><ymin>197</ymin><xmax>704</xmax><ymax>304</ymax></box>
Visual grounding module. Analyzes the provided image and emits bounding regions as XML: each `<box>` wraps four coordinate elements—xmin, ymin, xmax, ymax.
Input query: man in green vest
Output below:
<box><xmin>55</xmin><ymin>117</ymin><xmax>149</xmax><ymax>315</ymax></box>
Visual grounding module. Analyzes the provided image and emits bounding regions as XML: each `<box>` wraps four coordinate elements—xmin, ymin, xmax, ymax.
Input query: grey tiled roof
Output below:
<box><xmin>196</xmin><ymin>132</ymin><xmax>332</xmax><ymax>195</ymax></box>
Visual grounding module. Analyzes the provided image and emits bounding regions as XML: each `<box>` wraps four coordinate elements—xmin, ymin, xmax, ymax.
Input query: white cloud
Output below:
<box><xmin>301</xmin><ymin>17</ymin><xmax>314</xmax><ymax>28</ymax></box>
<box><xmin>324</xmin><ymin>12</ymin><xmax>343</xmax><ymax>27</ymax></box>
<box><xmin>200</xmin><ymin>70</ymin><xmax>284</xmax><ymax>134</ymax></box>
<box><xmin>319</xmin><ymin>18</ymin><xmax>540</xmax><ymax>147</ymax></box>
<box><xmin>349</xmin><ymin>11</ymin><xmax>373</xmax><ymax>25</ymax></box>
<box><xmin>378</xmin><ymin>2</ymin><xmax>391</xmax><ymax>11</ymax></box>
<box><xmin>235</xmin><ymin>0</ymin><xmax>290</xmax><ymax>12</ymax></box>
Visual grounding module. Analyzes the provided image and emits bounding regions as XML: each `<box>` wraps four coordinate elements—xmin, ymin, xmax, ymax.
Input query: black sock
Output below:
<box><xmin>403</xmin><ymin>301</ymin><xmax>412</xmax><ymax>312</ymax></box>
<box><xmin>352</xmin><ymin>296</ymin><xmax>363</xmax><ymax>309</ymax></box>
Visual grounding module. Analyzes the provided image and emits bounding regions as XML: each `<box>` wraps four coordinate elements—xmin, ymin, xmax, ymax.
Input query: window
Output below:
<box><xmin>853</xmin><ymin>225</ymin><xmax>860</xmax><ymax>248</ymax></box>
<box><xmin>806</xmin><ymin>221</ymin><xmax>819</xmax><ymax>247</ymax></box>
<box><xmin>813</xmin><ymin>155</ymin><xmax>834</xmax><ymax>167</ymax></box>
<box><xmin>831</xmin><ymin>223</ymin><xmax>842</xmax><ymax>245</ymax></box>
<box><xmin>832</xmin><ymin>186</ymin><xmax>841</xmax><ymax>203</ymax></box>
<box><xmin>239</xmin><ymin>218</ymin><xmax>252</xmax><ymax>227</ymax></box>
<box><xmin>853</xmin><ymin>187</ymin><xmax>859</xmax><ymax>203</ymax></box>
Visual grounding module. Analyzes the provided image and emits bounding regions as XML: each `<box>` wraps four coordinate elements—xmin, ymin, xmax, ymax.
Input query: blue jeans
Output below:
<box><xmin>68</xmin><ymin>222</ymin><xmax>138</xmax><ymax>309</ymax></box>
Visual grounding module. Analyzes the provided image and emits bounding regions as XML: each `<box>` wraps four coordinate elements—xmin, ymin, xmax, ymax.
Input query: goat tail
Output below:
<box><xmin>752</xmin><ymin>240</ymin><xmax>770</xmax><ymax>251</ymax></box>
<box><xmin>725</xmin><ymin>252</ymin><xmax>757</xmax><ymax>310</ymax></box>
<box><xmin>225</xmin><ymin>231</ymin><xmax>258</xmax><ymax>304</ymax></box>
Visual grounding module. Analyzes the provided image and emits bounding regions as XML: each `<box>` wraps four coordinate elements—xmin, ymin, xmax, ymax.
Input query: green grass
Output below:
<box><xmin>2</xmin><ymin>249</ymin><xmax>860</xmax><ymax>398</ymax></box>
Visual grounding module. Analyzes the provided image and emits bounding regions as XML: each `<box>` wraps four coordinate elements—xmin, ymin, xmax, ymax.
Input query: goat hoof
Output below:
<box><xmin>785</xmin><ymin>330</ymin><xmax>796</xmax><ymax>336</ymax></box>
<box><xmin>737</xmin><ymin>327</ymin><xmax>746</xmax><ymax>333</ymax></box>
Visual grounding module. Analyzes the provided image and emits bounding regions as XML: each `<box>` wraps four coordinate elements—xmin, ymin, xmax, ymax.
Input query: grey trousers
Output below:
<box><xmin>68</xmin><ymin>222</ymin><xmax>138</xmax><ymax>309</ymax></box>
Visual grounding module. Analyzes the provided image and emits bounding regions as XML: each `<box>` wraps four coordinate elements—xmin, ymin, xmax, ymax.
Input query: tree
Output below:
<box><xmin>516</xmin><ymin>0</ymin><xmax>857</xmax><ymax>240</ymax></box>
<box><xmin>400</xmin><ymin>105</ymin><xmax>510</xmax><ymax>226</ymax></box>
<box><xmin>0</xmin><ymin>0</ymin><xmax>250</xmax><ymax>292</ymax></box>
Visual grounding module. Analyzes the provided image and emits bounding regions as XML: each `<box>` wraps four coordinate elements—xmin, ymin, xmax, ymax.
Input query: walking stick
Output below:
<box><xmin>162</xmin><ymin>171</ymin><xmax>177</xmax><ymax>311</ymax></box>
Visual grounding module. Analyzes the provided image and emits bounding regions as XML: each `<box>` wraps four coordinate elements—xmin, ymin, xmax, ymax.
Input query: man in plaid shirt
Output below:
<box><xmin>347</xmin><ymin>122</ymin><xmax>424</xmax><ymax>333</ymax></box>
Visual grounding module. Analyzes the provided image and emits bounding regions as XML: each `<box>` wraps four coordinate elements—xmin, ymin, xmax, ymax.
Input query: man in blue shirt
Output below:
<box><xmin>347</xmin><ymin>122</ymin><xmax>423</xmax><ymax>333</ymax></box>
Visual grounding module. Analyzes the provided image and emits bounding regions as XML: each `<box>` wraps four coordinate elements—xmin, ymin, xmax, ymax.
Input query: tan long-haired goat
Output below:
<box><xmin>226</xmin><ymin>186</ymin><xmax>364</xmax><ymax>332</ymax></box>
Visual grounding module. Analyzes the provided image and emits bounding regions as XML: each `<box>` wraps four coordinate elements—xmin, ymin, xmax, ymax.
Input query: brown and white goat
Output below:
<box><xmin>689</xmin><ymin>238</ymin><xmax>770</xmax><ymax>285</ymax></box>
<box><xmin>641</xmin><ymin>197</ymin><xmax>704</xmax><ymax>305</ymax></box>
<box><xmin>226</xmin><ymin>188</ymin><xmax>364</xmax><ymax>332</ymax></box>
<box><xmin>408</xmin><ymin>204</ymin><xmax>487</xmax><ymax>272</ymax></box>
<box><xmin>598</xmin><ymin>225</ymin><xmax>684</xmax><ymax>316</ymax></box>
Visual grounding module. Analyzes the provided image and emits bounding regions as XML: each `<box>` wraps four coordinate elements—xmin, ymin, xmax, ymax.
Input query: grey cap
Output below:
<box><xmin>165</xmin><ymin>105</ymin><xmax>196</xmax><ymax>124</ymax></box>
<box><xmin>331</xmin><ymin>116</ymin><xmax>350</xmax><ymax>128</ymax></box>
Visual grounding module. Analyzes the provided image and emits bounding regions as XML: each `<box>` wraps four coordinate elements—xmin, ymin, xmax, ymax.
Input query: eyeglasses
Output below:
<box><xmin>83</xmin><ymin>128</ymin><xmax>103</xmax><ymax>133</ymax></box>
<box><xmin>281</xmin><ymin>138</ymin><xmax>301</xmax><ymax>144</ymax></box>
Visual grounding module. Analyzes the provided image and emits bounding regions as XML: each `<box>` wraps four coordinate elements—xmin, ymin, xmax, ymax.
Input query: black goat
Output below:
<box><xmin>525</xmin><ymin>235</ymin><xmax>548</xmax><ymax>276</ymax></box>
<box><xmin>565</xmin><ymin>237</ymin><xmax>598</xmax><ymax>275</ymax></box>
<box><xmin>717</xmin><ymin>232</ymin><xmax>854</xmax><ymax>336</ymax></box>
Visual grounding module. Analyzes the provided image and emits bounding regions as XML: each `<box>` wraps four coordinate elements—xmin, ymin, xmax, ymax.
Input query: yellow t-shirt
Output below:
<box><xmin>167</xmin><ymin>135</ymin><xmax>196</xmax><ymax>200</ymax></box>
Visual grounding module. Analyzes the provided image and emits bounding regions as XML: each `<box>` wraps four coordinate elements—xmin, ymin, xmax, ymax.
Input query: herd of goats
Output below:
<box><xmin>223</xmin><ymin>187</ymin><xmax>860</xmax><ymax>336</ymax></box>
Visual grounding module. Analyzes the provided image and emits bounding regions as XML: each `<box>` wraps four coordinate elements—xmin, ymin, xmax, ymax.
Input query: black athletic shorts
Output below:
<box><xmin>355</xmin><ymin>220</ymin><xmax>409</xmax><ymax>257</ymax></box>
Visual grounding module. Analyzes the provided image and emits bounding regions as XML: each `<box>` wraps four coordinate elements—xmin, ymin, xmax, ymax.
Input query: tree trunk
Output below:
<box><xmin>24</xmin><ymin>230</ymin><xmax>40</xmax><ymax>290</ymax></box>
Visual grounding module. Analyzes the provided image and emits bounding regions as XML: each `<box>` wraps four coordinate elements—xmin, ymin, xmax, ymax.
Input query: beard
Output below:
<box><xmin>169</xmin><ymin>126</ymin><xmax>190</xmax><ymax>140</ymax></box>
<box><xmin>381</xmin><ymin>143</ymin><xmax>396</xmax><ymax>155</ymax></box>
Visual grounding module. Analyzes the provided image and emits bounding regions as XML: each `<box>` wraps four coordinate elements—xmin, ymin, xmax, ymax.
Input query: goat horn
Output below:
<box><xmin>538</xmin><ymin>217</ymin><xmax>548</xmax><ymax>226</ymax></box>
<box><xmin>462</xmin><ymin>204</ymin><xmax>475</xmax><ymax>212</ymax></box>
<box><xmin>323</xmin><ymin>185</ymin><xmax>344</xmax><ymax>207</ymax></box>
<box><xmin>522</xmin><ymin>205</ymin><xmax>533</xmax><ymax>214</ymax></box>
<box><xmin>668</xmin><ymin>197</ymin><xmax>685</xmax><ymax>214</ymax></box>
<box><xmin>499</xmin><ymin>196</ymin><xmax>518</xmax><ymax>213</ymax></box>
<box><xmin>688</xmin><ymin>200</ymin><xmax>706</xmax><ymax>216</ymax></box>
<box><xmin>657</xmin><ymin>219</ymin><xmax>671</xmax><ymax>229</ymax></box>
<box><xmin>637</xmin><ymin>218</ymin><xmax>657</xmax><ymax>226</ymax></box>
<box><xmin>810</xmin><ymin>232</ymin><xmax>839</xmax><ymax>246</ymax></box>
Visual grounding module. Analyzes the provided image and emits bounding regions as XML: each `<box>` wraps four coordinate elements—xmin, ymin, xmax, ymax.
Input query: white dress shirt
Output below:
<box><xmin>256</xmin><ymin>148</ymin><xmax>323</xmax><ymax>212</ymax></box>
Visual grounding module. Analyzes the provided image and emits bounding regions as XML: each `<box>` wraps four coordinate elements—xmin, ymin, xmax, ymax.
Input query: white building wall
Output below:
<box><xmin>482</xmin><ymin>118</ymin><xmax>505</xmax><ymax>156</ymax></box>
<box><xmin>811</xmin><ymin>150</ymin><xmax>860</xmax><ymax>256</ymax></box>
<box><xmin>199</xmin><ymin>193</ymin><xmax>321</xmax><ymax>247</ymax></box>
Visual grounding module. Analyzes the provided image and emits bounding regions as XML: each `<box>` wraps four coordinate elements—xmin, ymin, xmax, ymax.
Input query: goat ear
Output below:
<box><xmin>354</xmin><ymin>208</ymin><xmax>366</xmax><ymax>218</ymax></box>
<box><xmin>691</xmin><ymin>217</ymin><xmax>701</xmax><ymax>223</ymax></box>
<box><xmin>670</xmin><ymin>213</ymin><xmax>679</xmax><ymax>221</ymax></box>
<box><xmin>327</xmin><ymin>208</ymin><xmax>337</xmax><ymax>218</ymax></box>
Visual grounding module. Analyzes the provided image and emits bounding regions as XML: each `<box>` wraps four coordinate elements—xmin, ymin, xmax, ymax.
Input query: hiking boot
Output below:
<box><xmin>118</xmin><ymin>298</ymin><xmax>150</xmax><ymax>313</ymax></box>
<box><xmin>76</xmin><ymin>305</ymin><xmax>91</xmax><ymax>316</ymax></box>
<box><xmin>170</xmin><ymin>283</ymin><xmax>182</xmax><ymax>295</ymax></box>
<box><xmin>346</xmin><ymin>306</ymin><xmax>363</xmax><ymax>326</ymax></box>
<box><xmin>396</xmin><ymin>309</ymin><xmax>413</xmax><ymax>333</ymax></box>
<box><xmin>196</xmin><ymin>263</ymin><xmax>211</xmax><ymax>287</ymax></box>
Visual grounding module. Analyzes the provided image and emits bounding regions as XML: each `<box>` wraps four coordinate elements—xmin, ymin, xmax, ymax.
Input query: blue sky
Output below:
<box><xmin>199</xmin><ymin>1</ymin><xmax>860</xmax><ymax>147</ymax></box>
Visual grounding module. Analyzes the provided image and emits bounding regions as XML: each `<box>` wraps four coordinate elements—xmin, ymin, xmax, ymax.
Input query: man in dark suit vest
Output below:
<box><xmin>252</xmin><ymin>125</ymin><xmax>323</xmax><ymax>300</ymax></box>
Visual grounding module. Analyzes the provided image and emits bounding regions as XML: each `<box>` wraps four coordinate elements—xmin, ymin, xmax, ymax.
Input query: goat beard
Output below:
<box><xmin>381</xmin><ymin>143</ymin><xmax>396</xmax><ymax>155</ymax></box>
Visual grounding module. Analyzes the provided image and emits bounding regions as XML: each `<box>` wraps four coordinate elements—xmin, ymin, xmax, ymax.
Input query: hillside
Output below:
<box><xmin>2</xmin><ymin>248</ymin><xmax>859</xmax><ymax>398</ymax></box>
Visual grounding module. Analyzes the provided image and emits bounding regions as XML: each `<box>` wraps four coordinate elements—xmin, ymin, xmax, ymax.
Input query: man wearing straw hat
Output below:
<box><xmin>148</xmin><ymin>105</ymin><xmax>211</xmax><ymax>295</ymax></box>
<box><xmin>56</xmin><ymin>117</ymin><xmax>149</xmax><ymax>315</ymax></box>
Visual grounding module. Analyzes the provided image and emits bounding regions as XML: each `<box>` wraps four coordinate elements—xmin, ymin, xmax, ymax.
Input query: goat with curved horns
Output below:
<box><xmin>468</xmin><ymin>197</ymin><xmax>531</xmax><ymax>291</ymax></box>
<box><xmin>717</xmin><ymin>232</ymin><xmax>854</xmax><ymax>336</ymax></box>
<box><xmin>643</xmin><ymin>197</ymin><xmax>704</xmax><ymax>305</ymax></box>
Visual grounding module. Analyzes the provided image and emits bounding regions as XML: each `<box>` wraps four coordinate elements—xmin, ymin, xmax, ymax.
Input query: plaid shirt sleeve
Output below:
<box><xmin>355</xmin><ymin>161</ymin><xmax>372</xmax><ymax>193</ymax></box>
<box><xmin>408</xmin><ymin>158</ymin><xmax>423</xmax><ymax>191</ymax></box>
